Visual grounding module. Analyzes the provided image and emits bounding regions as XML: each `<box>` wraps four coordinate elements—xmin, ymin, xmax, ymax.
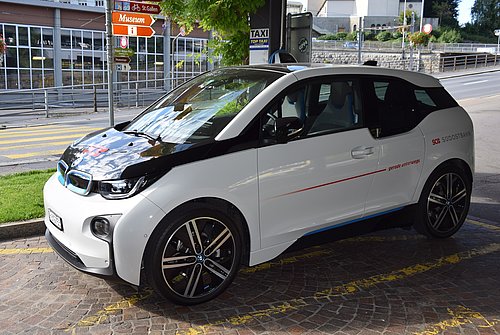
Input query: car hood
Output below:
<box><xmin>61</xmin><ymin>127</ymin><xmax>205</xmax><ymax>180</ymax></box>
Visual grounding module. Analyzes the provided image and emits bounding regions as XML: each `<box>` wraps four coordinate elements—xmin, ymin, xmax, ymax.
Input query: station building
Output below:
<box><xmin>0</xmin><ymin>0</ymin><xmax>210</xmax><ymax>90</ymax></box>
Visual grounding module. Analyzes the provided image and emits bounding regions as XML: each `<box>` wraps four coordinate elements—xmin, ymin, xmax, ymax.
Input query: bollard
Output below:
<box><xmin>135</xmin><ymin>82</ymin><xmax>139</xmax><ymax>108</ymax></box>
<box><xmin>44</xmin><ymin>89</ymin><xmax>49</xmax><ymax>117</ymax></box>
<box><xmin>93</xmin><ymin>86</ymin><xmax>97</xmax><ymax>113</ymax></box>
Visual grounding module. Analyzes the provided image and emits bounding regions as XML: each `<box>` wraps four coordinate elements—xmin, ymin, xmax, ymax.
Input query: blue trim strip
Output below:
<box><xmin>304</xmin><ymin>207</ymin><xmax>404</xmax><ymax>236</ymax></box>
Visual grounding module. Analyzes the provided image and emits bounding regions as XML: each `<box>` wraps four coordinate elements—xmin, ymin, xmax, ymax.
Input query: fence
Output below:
<box><xmin>0</xmin><ymin>77</ymin><xmax>194</xmax><ymax>117</ymax></box>
<box><xmin>312</xmin><ymin>40</ymin><xmax>500</xmax><ymax>54</ymax></box>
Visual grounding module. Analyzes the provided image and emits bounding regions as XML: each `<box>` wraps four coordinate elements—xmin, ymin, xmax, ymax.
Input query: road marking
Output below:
<box><xmin>413</xmin><ymin>305</ymin><xmax>499</xmax><ymax>335</ymax></box>
<box><xmin>3</xmin><ymin>149</ymin><xmax>66</xmax><ymax>159</ymax></box>
<box><xmin>0</xmin><ymin>127</ymin><xmax>100</xmax><ymax>139</ymax></box>
<box><xmin>0</xmin><ymin>132</ymin><xmax>93</xmax><ymax>145</ymax></box>
<box><xmin>241</xmin><ymin>235</ymin><xmax>424</xmax><ymax>274</ymax></box>
<box><xmin>463</xmin><ymin>80</ymin><xmax>488</xmax><ymax>86</ymax></box>
<box><xmin>467</xmin><ymin>218</ymin><xmax>500</xmax><ymax>232</ymax></box>
<box><xmin>65</xmin><ymin>289</ymin><xmax>153</xmax><ymax>333</ymax></box>
<box><xmin>0</xmin><ymin>140</ymin><xmax>73</xmax><ymax>151</ymax></box>
<box><xmin>180</xmin><ymin>242</ymin><xmax>500</xmax><ymax>335</ymax></box>
<box><xmin>0</xmin><ymin>247</ymin><xmax>53</xmax><ymax>255</ymax></box>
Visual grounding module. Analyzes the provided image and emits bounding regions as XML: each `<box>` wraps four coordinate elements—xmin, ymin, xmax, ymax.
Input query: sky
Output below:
<box><xmin>292</xmin><ymin>0</ymin><xmax>476</xmax><ymax>25</ymax></box>
<box><xmin>458</xmin><ymin>0</ymin><xmax>475</xmax><ymax>25</ymax></box>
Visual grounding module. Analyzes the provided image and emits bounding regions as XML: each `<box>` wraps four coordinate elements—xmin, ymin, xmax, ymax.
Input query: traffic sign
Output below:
<box><xmin>112</xmin><ymin>11</ymin><xmax>155</xmax><ymax>27</ymax></box>
<box><xmin>114</xmin><ymin>1</ymin><xmax>160</xmax><ymax>14</ymax></box>
<box><xmin>114</xmin><ymin>56</ymin><xmax>131</xmax><ymax>63</ymax></box>
<box><xmin>114</xmin><ymin>48</ymin><xmax>135</xmax><ymax>57</ymax></box>
<box><xmin>116</xmin><ymin>64</ymin><xmax>131</xmax><ymax>71</ymax></box>
<box><xmin>119</xmin><ymin>36</ymin><xmax>128</xmax><ymax>49</ymax></box>
<box><xmin>495</xmin><ymin>29</ymin><xmax>500</xmax><ymax>37</ymax></box>
<box><xmin>112</xmin><ymin>24</ymin><xmax>155</xmax><ymax>37</ymax></box>
<box><xmin>422</xmin><ymin>24</ymin><xmax>433</xmax><ymax>34</ymax></box>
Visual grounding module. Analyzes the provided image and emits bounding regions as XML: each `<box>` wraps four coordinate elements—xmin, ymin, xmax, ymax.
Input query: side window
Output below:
<box><xmin>260</xmin><ymin>78</ymin><xmax>363</xmax><ymax>145</ymax></box>
<box><xmin>261</xmin><ymin>86</ymin><xmax>306</xmax><ymax>144</ymax></box>
<box><xmin>306</xmin><ymin>79</ymin><xmax>362</xmax><ymax>136</ymax></box>
<box><xmin>365</xmin><ymin>78</ymin><xmax>418</xmax><ymax>138</ymax></box>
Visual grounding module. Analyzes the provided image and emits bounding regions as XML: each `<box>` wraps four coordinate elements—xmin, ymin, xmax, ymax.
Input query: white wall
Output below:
<box><xmin>326</xmin><ymin>0</ymin><xmax>356</xmax><ymax>17</ymax></box>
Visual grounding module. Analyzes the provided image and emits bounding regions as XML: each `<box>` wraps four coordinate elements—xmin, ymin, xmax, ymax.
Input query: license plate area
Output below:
<box><xmin>48</xmin><ymin>209</ymin><xmax>63</xmax><ymax>231</ymax></box>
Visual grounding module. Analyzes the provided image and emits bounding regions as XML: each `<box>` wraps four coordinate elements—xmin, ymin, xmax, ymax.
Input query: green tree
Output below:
<box><xmin>471</xmin><ymin>0</ymin><xmax>500</xmax><ymax>33</ymax></box>
<box><xmin>431</xmin><ymin>0</ymin><xmax>459</xmax><ymax>27</ymax></box>
<box><xmin>160</xmin><ymin>0</ymin><xmax>265</xmax><ymax>65</ymax></box>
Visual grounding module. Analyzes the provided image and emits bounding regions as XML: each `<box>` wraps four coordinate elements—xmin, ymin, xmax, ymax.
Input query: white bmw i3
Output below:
<box><xmin>44</xmin><ymin>64</ymin><xmax>474</xmax><ymax>305</ymax></box>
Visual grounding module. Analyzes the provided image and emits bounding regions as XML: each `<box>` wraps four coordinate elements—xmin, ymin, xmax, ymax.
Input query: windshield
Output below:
<box><xmin>124</xmin><ymin>68</ymin><xmax>284</xmax><ymax>144</ymax></box>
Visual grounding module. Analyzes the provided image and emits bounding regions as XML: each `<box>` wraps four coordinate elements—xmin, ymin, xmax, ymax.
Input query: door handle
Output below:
<box><xmin>351</xmin><ymin>146</ymin><xmax>374</xmax><ymax>159</ymax></box>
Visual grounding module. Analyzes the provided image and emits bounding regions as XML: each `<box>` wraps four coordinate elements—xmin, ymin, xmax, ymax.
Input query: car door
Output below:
<box><xmin>257</xmin><ymin>77</ymin><xmax>382</xmax><ymax>248</ymax></box>
<box><xmin>362</xmin><ymin>77</ymin><xmax>425</xmax><ymax>214</ymax></box>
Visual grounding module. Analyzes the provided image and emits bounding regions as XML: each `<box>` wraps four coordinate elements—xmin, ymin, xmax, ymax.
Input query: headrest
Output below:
<box><xmin>330</xmin><ymin>82</ymin><xmax>352</xmax><ymax>107</ymax></box>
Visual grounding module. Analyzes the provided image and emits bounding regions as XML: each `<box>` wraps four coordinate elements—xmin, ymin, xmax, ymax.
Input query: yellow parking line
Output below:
<box><xmin>179</xmin><ymin>242</ymin><xmax>500</xmax><ymax>335</ymax></box>
<box><xmin>467</xmin><ymin>218</ymin><xmax>500</xmax><ymax>232</ymax></box>
<box><xmin>0</xmin><ymin>140</ymin><xmax>73</xmax><ymax>151</ymax></box>
<box><xmin>65</xmin><ymin>290</ymin><xmax>153</xmax><ymax>333</ymax></box>
<box><xmin>0</xmin><ymin>133</ymin><xmax>92</xmax><ymax>145</ymax></box>
<box><xmin>0</xmin><ymin>247</ymin><xmax>53</xmax><ymax>255</ymax></box>
<box><xmin>0</xmin><ymin>127</ymin><xmax>100</xmax><ymax>139</ymax></box>
<box><xmin>4</xmin><ymin>149</ymin><xmax>65</xmax><ymax>159</ymax></box>
<box><xmin>413</xmin><ymin>305</ymin><xmax>499</xmax><ymax>335</ymax></box>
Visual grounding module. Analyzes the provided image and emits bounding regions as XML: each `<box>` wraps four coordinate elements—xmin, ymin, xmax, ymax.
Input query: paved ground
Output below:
<box><xmin>1</xmin><ymin>217</ymin><xmax>500</xmax><ymax>335</ymax></box>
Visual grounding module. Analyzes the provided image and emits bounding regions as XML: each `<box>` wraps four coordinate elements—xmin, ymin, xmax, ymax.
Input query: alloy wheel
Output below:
<box><xmin>427</xmin><ymin>172</ymin><xmax>468</xmax><ymax>234</ymax></box>
<box><xmin>160</xmin><ymin>217</ymin><xmax>236</xmax><ymax>300</ymax></box>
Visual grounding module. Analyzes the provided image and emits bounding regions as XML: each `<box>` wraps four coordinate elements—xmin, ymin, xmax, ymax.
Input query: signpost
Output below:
<box><xmin>114</xmin><ymin>1</ymin><xmax>161</xmax><ymax>14</ymax></box>
<box><xmin>112</xmin><ymin>11</ymin><xmax>155</xmax><ymax>26</ymax></box>
<box><xmin>495</xmin><ymin>29</ymin><xmax>500</xmax><ymax>55</ymax></box>
<box><xmin>112</xmin><ymin>24</ymin><xmax>155</xmax><ymax>37</ymax></box>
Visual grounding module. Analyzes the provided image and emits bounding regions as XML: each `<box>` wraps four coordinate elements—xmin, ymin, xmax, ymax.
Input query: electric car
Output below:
<box><xmin>44</xmin><ymin>64</ymin><xmax>474</xmax><ymax>305</ymax></box>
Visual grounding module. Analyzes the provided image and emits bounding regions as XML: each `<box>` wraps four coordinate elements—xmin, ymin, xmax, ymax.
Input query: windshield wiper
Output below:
<box><xmin>124</xmin><ymin>130</ymin><xmax>162</xmax><ymax>144</ymax></box>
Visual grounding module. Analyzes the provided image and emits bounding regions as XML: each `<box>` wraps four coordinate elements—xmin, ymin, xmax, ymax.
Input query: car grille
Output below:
<box><xmin>57</xmin><ymin>160</ymin><xmax>93</xmax><ymax>196</ymax></box>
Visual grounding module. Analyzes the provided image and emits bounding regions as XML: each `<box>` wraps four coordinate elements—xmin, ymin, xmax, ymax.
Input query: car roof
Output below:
<box><xmin>227</xmin><ymin>63</ymin><xmax>442</xmax><ymax>88</ymax></box>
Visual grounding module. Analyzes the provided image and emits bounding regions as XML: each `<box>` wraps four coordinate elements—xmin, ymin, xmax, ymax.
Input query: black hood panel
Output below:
<box><xmin>61</xmin><ymin>127</ymin><xmax>202</xmax><ymax>180</ymax></box>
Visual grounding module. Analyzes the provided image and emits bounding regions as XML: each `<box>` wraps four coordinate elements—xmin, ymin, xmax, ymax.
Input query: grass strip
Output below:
<box><xmin>0</xmin><ymin>169</ymin><xmax>55</xmax><ymax>224</ymax></box>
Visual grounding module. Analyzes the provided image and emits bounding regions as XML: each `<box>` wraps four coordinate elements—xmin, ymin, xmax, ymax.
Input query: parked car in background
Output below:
<box><xmin>44</xmin><ymin>64</ymin><xmax>474</xmax><ymax>305</ymax></box>
<box><xmin>343</xmin><ymin>41</ymin><xmax>359</xmax><ymax>49</ymax></box>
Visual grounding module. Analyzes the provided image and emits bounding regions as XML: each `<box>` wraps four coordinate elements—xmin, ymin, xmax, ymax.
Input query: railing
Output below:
<box><xmin>313</xmin><ymin>40</ymin><xmax>500</xmax><ymax>54</ymax></box>
<box><xmin>439</xmin><ymin>53</ymin><xmax>499</xmax><ymax>72</ymax></box>
<box><xmin>0</xmin><ymin>77</ymin><xmax>193</xmax><ymax>117</ymax></box>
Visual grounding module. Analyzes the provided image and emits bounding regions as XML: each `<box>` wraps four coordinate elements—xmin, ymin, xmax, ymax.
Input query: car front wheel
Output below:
<box><xmin>145</xmin><ymin>205</ymin><xmax>242</xmax><ymax>305</ymax></box>
<box><xmin>414</xmin><ymin>164</ymin><xmax>471</xmax><ymax>238</ymax></box>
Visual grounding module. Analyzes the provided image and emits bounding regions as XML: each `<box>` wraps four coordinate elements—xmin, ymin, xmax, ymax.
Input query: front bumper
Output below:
<box><xmin>43</xmin><ymin>173</ymin><xmax>166</xmax><ymax>285</ymax></box>
<box><xmin>46</xmin><ymin>229</ymin><xmax>118</xmax><ymax>279</ymax></box>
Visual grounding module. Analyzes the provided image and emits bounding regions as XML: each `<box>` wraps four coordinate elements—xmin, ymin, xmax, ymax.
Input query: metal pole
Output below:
<box><xmin>163</xmin><ymin>18</ymin><xmax>171</xmax><ymax>92</ymax></box>
<box><xmin>93</xmin><ymin>85</ymin><xmax>97</xmax><ymax>113</ymax></box>
<box><xmin>402</xmin><ymin>0</ymin><xmax>407</xmax><ymax>49</ymax></box>
<box><xmin>357</xmin><ymin>17</ymin><xmax>362</xmax><ymax>64</ymax></box>
<box><xmin>105</xmin><ymin>0</ymin><xmax>114</xmax><ymax>127</ymax></box>
<box><xmin>419</xmin><ymin>0</ymin><xmax>425</xmax><ymax>32</ymax></box>
<box><xmin>44</xmin><ymin>89</ymin><xmax>49</xmax><ymax>117</ymax></box>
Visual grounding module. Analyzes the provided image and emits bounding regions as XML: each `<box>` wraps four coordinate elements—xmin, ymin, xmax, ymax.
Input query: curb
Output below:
<box><xmin>0</xmin><ymin>218</ymin><xmax>45</xmax><ymax>241</ymax></box>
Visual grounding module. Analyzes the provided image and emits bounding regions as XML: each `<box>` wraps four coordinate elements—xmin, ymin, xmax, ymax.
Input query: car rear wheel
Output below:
<box><xmin>414</xmin><ymin>164</ymin><xmax>471</xmax><ymax>238</ymax></box>
<box><xmin>145</xmin><ymin>205</ymin><xmax>242</xmax><ymax>305</ymax></box>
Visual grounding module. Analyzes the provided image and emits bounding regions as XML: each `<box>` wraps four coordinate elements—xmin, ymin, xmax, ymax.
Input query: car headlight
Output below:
<box><xmin>98</xmin><ymin>176</ymin><xmax>153</xmax><ymax>199</ymax></box>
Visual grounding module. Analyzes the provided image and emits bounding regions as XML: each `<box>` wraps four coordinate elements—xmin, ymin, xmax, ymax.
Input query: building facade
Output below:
<box><xmin>312</xmin><ymin>0</ymin><xmax>423</xmax><ymax>33</ymax></box>
<box><xmin>0</xmin><ymin>0</ymin><xmax>211</xmax><ymax>90</ymax></box>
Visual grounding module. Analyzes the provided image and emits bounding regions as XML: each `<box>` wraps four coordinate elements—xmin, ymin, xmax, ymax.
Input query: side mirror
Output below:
<box><xmin>276</xmin><ymin>116</ymin><xmax>304</xmax><ymax>144</ymax></box>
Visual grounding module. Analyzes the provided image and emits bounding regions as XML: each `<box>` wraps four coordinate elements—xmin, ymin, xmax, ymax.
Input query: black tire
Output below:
<box><xmin>144</xmin><ymin>204</ymin><xmax>243</xmax><ymax>305</ymax></box>
<box><xmin>414</xmin><ymin>163</ymin><xmax>471</xmax><ymax>238</ymax></box>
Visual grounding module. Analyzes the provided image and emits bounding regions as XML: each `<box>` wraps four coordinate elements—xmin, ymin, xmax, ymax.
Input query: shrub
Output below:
<box><xmin>376</xmin><ymin>31</ymin><xmax>392</xmax><ymax>42</ymax></box>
